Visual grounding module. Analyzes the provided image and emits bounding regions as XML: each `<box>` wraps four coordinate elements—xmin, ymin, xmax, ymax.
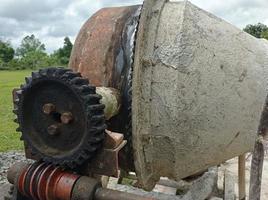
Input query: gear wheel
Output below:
<box><xmin>14</xmin><ymin>67</ymin><xmax>106</xmax><ymax>169</ymax></box>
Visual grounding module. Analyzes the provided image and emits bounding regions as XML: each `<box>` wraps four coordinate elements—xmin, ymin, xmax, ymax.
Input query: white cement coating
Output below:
<box><xmin>132</xmin><ymin>0</ymin><xmax>268</xmax><ymax>190</ymax></box>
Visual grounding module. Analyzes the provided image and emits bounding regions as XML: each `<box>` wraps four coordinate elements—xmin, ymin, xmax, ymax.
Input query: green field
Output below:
<box><xmin>0</xmin><ymin>70</ymin><xmax>32</xmax><ymax>152</ymax></box>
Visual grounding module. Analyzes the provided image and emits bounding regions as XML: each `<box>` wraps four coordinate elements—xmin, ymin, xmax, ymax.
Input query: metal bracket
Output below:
<box><xmin>86</xmin><ymin>130</ymin><xmax>127</xmax><ymax>178</ymax></box>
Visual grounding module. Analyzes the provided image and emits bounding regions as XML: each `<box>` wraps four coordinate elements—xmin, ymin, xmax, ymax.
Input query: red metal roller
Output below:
<box><xmin>16</xmin><ymin>162</ymin><xmax>80</xmax><ymax>200</ymax></box>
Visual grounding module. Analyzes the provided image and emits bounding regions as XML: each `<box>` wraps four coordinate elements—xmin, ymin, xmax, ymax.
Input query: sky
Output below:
<box><xmin>0</xmin><ymin>0</ymin><xmax>268</xmax><ymax>53</ymax></box>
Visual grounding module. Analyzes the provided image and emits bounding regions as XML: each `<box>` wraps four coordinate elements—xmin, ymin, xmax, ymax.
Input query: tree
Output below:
<box><xmin>12</xmin><ymin>34</ymin><xmax>49</xmax><ymax>70</ymax></box>
<box><xmin>243</xmin><ymin>23</ymin><xmax>268</xmax><ymax>38</ymax></box>
<box><xmin>53</xmin><ymin>37</ymin><xmax>73</xmax><ymax>65</ymax></box>
<box><xmin>261</xmin><ymin>30</ymin><xmax>268</xmax><ymax>40</ymax></box>
<box><xmin>6</xmin><ymin>58</ymin><xmax>21</xmax><ymax>70</ymax></box>
<box><xmin>0</xmin><ymin>40</ymin><xmax>15</xmax><ymax>63</ymax></box>
<box><xmin>19</xmin><ymin>51</ymin><xmax>50</xmax><ymax>70</ymax></box>
<box><xmin>16</xmin><ymin>34</ymin><xmax>46</xmax><ymax>57</ymax></box>
<box><xmin>1</xmin><ymin>35</ymin><xmax>73</xmax><ymax>70</ymax></box>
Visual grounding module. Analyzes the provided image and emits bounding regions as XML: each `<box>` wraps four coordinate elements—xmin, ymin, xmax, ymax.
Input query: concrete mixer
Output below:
<box><xmin>6</xmin><ymin>0</ymin><xmax>268</xmax><ymax>199</ymax></box>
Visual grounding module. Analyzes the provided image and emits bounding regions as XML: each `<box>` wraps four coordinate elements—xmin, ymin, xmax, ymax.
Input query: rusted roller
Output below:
<box><xmin>14</xmin><ymin>162</ymin><xmax>80</xmax><ymax>200</ymax></box>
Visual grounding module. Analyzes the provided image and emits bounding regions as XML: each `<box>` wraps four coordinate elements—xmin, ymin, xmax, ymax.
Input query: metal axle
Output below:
<box><xmin>96</xmin><ymin>87</ymin><xmax>121</xmax><ymax>120</ymax></box>
<box><xmin>7</xmin><ymin>162</ymin><xmax>155</xmax><ymax>200</ymax></box>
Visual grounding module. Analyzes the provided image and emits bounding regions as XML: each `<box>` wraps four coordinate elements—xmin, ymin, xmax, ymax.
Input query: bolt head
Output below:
<box><xmin>61</xmin><ymin>112</ymin><xmax>73</xmax><ymax>124</ymax></box>
<box><xmin>43</xmin><ymin>103</ymin><xmax>56</xmax><ymax>115</ymax></box>
<box><xmin>47</xmin><ymin>124</ymin><xmax>59</xmax><ymax>136</ymax></box>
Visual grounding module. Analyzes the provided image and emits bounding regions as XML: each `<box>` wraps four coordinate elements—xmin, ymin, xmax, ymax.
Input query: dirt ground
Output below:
<box><xmin>218</xmin><ymin>154</ymin><xmax>268</xmax><ymax>199</ymax></box>
<box><xmin>0</xmin><ymin>184</ymin><xmax>11</xmax><ymax>200</ymax></box>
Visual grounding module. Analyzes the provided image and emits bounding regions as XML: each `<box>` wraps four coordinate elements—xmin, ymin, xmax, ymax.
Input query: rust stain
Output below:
<box><xmin>69</xmin><ymin>6</ymin><xmax>139</xmax><ymax>88</ymax></box>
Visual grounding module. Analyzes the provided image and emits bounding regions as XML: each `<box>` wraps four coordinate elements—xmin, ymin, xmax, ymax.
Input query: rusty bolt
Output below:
<box><xmin>47</xmin><ymin>124</ymin><xmax>60</xmax><ymax>136</ymax></box>
<box><xmin>43</xmin><ymin>103</ymin><xmax>56</xmax><ymax>115</ymax></box>
<box><xmin>60</xmin><ymin>112</ymin><xmax>73</xmax><ymax>124</ymax></box>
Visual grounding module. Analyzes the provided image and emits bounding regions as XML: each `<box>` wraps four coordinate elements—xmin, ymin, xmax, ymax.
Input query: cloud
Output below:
<box><xmin>190</xmin><ymin>0</ymin><xmax>268</xmax><ymax>27</ymax></box>
<box><xmin>0</xmin><ymin>0</ymin><xmax>267</xmax><ymax>53</ymax></box>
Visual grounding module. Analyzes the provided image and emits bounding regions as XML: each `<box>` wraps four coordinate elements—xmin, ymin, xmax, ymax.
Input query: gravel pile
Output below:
<box><xmin>0</xmin><ymin>151</ymin><xmax>27</xmax><ymax>185</ymax></box>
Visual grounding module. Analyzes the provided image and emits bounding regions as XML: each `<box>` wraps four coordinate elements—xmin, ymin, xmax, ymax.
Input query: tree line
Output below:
<box><xmin>0</xmin><ymin>34</ymin><xmax>73</xmax><ymax>70</ymax></box>
<box><xmin>243</xmin><ymin>23</ymin><xmax>268</xmax><ymax>39</ymax></box>
<box><xmin>0</xmin><ymin>23</ymin><xmax>268</xmax><ymax>71</ymax></box>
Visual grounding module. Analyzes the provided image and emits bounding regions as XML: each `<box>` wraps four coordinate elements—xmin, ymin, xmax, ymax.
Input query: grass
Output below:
<box><xmin>0</xmin><ymin>70</ymin><xmax>32</xmax><ymax>152</ymax></box>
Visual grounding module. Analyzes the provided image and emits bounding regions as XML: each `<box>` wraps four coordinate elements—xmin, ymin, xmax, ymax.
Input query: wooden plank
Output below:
<box><xmin>238</xmin><ymin>154</ymin><xmax>246</xmax><ymax>200</ymax></box>
<box><xmin>249</xmin><ymin>97</ymin><xmax>268</xmax><ymax>200</ymax></box>
<box><xmin>249</xmin><ymin>137</ymin><xmax>264</xmax><ymax>200</ymax></box>
<box><xmin>224</xmin><ymin>170</ymin><xmax>235</xmax><ymax>200</ymax></box>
